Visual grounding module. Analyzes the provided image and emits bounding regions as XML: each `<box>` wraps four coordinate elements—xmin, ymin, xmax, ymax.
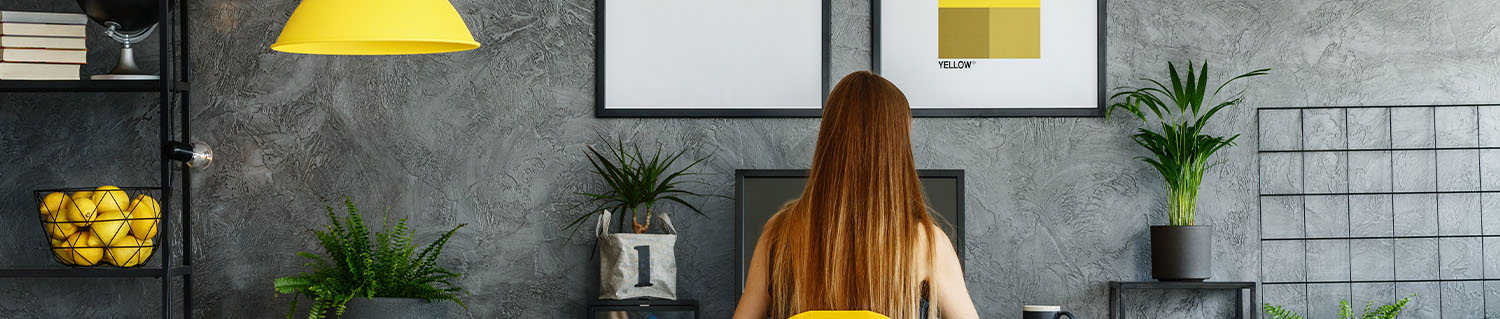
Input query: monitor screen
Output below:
<box><xmin>733</xmin><ymin>169</ymin><xmax>965</xmax><ymax>291</ymax></box>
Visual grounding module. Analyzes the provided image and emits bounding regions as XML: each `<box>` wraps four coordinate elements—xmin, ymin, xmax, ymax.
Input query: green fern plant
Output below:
<box><xmin>1107</xmin><ymin>61</ymin><xmax>1269</xmax><ymax>226</ymax></box>
<box><xmin>1265</xmin><ymin>296</ymin><xmax>1412</xmax><ymax>319</ymax></box>
<box><xmin>566</xmin><ymin>134</ymin><xmax>726</xmax><ymax>236</ymax></box>
<box><xmin>273</xmin><ymin>198</ymin><xmax>467</xmax><ymax>319</ymax></box>
<box><xmin>1264</xmin><ymin>303</ymin><xmax>1304</xmax><ymax>319</ymax></box>
<box><xmin>1341</xmin><ymin>297</ymin><xmax>1413</xmax><ymax>319</ymax></box>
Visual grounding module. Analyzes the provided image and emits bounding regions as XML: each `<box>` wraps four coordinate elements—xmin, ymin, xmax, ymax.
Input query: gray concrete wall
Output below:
<box><xmin>0</xmin><ymin>0</ymin><xmax>1497</xmax><ymax>318</ymax></box>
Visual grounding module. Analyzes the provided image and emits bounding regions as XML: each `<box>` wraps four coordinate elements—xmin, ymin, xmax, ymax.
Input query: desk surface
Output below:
<box><xmin>589</xmin><ymin>299</ymin><xmax>699</xmax><ymax>307</ymax></box>
<box><xmin>589</xmin><ymin>299</ymin><xmax>700</xmax><ymax>319</ymax></box>
<box><xmin>1109</xmin><ymin>281</ymin><xmax>1255</xmax><ymax>290</ymax></box>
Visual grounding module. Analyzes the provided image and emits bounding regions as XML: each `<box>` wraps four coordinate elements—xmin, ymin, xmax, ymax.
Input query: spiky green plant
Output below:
<box><xmin>273</xmin><ymin>198</ymin><xmax>467</xmax><ymax>319</ymax></box>
<box><xmin>1264</xmin><ymin>304</ymin><xmax>1304</xmax><ymax>319</ymax></box>
<box><xmin>1339</xmin><ymin>297</ymin><xmax>1413</xmax><ymax>319</ymax></box>
<box><xmin>1107</xmin><ymin>61</ymin><xmax>1269</xmax><ymax>226</ymax></box>
<box><xmin>1265</xmin><ymin>296</ymin><xmax>1412</xmax><ymax>319</ymax></box>
<box><xmin>567</xmin><ymin>134</ymin><xmax>725</xmax><ymax>236</ymax></box>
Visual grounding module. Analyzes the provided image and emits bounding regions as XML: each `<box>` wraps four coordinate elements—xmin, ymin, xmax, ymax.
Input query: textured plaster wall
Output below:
<box><xmin>1</xmin><ymin>0</ymin><xmax>1499</xmax><ymax>318</ymax></box>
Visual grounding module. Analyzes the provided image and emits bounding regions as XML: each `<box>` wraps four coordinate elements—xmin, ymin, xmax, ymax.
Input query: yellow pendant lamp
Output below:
<box><xmin>271</xmin><ymin>0</ymin><xmax>480</xmax><ymax>55</ymax></box>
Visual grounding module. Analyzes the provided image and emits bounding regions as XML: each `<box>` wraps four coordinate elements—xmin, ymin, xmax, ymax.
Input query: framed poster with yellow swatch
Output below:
<box><xmin>876</xmin><ymin>0</ymin><xmax>1105</xmax><ymax>117</ymax></box>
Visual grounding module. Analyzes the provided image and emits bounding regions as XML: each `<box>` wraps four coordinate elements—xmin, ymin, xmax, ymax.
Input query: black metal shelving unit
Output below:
<box><xmin>0</xmin><ymin>80</ymin><xmax>187</xmax><ymax>92</ymax></box>
<box><xmin>0</xmin><ymin>0</ymin><xmax>193</xmax><ymax>317</ymax></box>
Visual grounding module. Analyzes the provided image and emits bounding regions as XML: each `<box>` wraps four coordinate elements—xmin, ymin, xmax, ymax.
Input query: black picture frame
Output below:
<box><xmin>594</xmin><ymin>0</ymin><xmax>832</xmax><ymax>118</ymax></box>
<box><xmin>733</xmin><ymin>169</ymin><xmax>966</xmax><ymax>294</ymax></box>
<box><xmin>872</xmin><ymin>0</ymin><xmax>1108</xmax><ymax>117</ymax></box>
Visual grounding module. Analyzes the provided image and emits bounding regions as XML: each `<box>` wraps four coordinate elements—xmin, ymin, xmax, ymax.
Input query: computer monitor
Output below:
<box><xmin>733</xmin><ymin>169</ymin><xmax>965</xmax><ymax>292</ymax></box>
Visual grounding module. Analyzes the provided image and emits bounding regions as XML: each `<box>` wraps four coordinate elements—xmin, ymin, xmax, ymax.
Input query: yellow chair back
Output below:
<box><xmin>789</xmin><ymin>311</ymin><xmax>892</xmax><ymax>319</ymax></box>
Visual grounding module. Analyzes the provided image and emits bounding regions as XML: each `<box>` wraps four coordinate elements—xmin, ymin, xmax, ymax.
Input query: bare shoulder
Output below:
<box><xmin>916</xmin><ymin>223</ymin><xmax>955</xmax><ymax>249</ymax></box>
<box><xmin>918</xmin><ymin>221</ymin><xmax>979</xmax><ymax>318</ymax></box>
<box><xmin>914</xmin><ymin>222</ymin><xmax>959</xmax><ymax>277</ymax></box>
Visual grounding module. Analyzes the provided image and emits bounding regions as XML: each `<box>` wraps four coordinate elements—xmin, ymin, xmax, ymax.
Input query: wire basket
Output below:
<box><xmin>33</xmin><ymin>186</ymin><xmax>162</xmax><ymax>267</ymax></box>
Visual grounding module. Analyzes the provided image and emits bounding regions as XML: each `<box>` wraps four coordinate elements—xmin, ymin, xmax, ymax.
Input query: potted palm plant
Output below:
<box><xmin>273</xmin><ymin>199</ymin><xmax>466</xmax><ymax>319</ymax></box>
<box><xmin>1108</xmin><ymin>61</ymin><xmax>1268</xmax><ymax>281</ymax></box>
<box><xmin>565</xmin><ymin>134</ymin><xmax>723</xmax><ymax>300</ymax></box>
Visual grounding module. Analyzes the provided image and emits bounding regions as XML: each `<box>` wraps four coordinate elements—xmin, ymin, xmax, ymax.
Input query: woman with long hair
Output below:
<box><xmin>732</xmin><ymin>71</ymin><xmax>979</xmax><ymax>319</ymax></box>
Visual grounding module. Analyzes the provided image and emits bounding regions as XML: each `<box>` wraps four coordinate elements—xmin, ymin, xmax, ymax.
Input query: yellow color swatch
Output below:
<box><xmin>939</xmin><ymin>0</ymin><xmax>1040</xmax><ymax>8</ymax></box>
<box><xmin>937</xmin><ymin>0</ymin><xmax>1040</xmax><ymax>59</ymax></box>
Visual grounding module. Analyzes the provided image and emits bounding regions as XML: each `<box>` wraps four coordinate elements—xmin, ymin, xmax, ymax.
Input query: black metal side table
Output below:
<box><xmin>588</xmin><ymin>299</ymin><xmax>700</xmax><ymax>319</ymax></box>
<box><xmin>1108</xmin><ymin>281</ymin><xmax>1257</xmax><ymax>319</ymax></box>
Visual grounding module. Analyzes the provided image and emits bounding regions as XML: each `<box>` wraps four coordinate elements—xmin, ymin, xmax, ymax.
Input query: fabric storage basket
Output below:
<box><xmin>596</xmin><ymin>209</ymin><xmax>678</xmax><ymax>300</ymax></box>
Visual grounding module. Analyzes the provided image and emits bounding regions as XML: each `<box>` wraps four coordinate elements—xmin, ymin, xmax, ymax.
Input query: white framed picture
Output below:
<box><xmin>596</xmin><ymin>0</ymin><xmax>829</xmax><ymax>117</ymax></box>
<box><xmin>875</xmin><ymin>0</ymin><xmax>1106</xmax><ymax>117</ymax></box>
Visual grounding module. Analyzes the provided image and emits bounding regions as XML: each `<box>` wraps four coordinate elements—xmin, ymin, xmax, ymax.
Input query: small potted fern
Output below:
<box><xmin>1108</xmin><ymin>61</ymin><xmax>1268</xmax><ymax>281</ymax></box>
<box><xmin>274</xmin><ymin>199</ymin><xmax>466</xmax><ymax>319</ymax></box>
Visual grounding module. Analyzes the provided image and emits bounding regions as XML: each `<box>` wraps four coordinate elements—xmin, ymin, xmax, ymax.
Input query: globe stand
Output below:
<box><xmin>92</xmin><ymin>22</ymin><xmax>158</xmax><ymax>80</ymax></box>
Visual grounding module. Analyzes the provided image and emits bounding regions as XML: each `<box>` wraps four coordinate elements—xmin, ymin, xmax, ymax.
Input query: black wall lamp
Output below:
<box><xmin>166</xmin><ymin>141</ymin><xmax>212</xmax><ymax>169</ymax></box>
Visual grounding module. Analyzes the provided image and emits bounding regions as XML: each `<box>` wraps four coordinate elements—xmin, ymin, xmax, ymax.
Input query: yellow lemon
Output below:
<box><xmin>92</xmin><ymin>186</ymin><xmax>130</xmax><ymax>213</ymax></box>
<box><xmin>91</xmin><ymin>210</ymin><xmax>131</xmax><ymax>245</ymax></box>
<box><xmin>42</xmin><ymin>210</ymin><xmax>77</xmax><ymax>240</ymax></box>
<box><xmin>63</xmin><ymin>197</ymin><xmax>98</xmax><ymax>227</ymax></box>
<box><xmin>51</xmin><ymin>245</ymin><xmax>75</xmax><ymax>265</ymax></box>
<box><xmin>39</xmin><ymin>192</ymin><xmax>69</xmax><ymax>216</ymax></box>
<box><xmin>62</xmin><ymin>231</ymin><xmax>105</xmax><ymax>266</ymax></box>
<box><xmin>106</xmin><ymin>236</ymin><xmax>152</xmax><ymax>267</ymax></box>
<box><xmin>62</xmin><ymin>231</ymin><xmax>87</xmax><ymax>245</ymax></box>
<box><xmin>48</xmin><ymin>239</ymin><xmax>69</xmax><ymax>264</ymax></box>
<box><xmin>127</xmin><ymin>195</ymin><xmax>161</xmax><ymax>239</ymax></box>
<box><xmin>136</xmin><ymin>239</ymin><xmax>155</xmax><ymax>265</ymax></box>
<box><xmin>71</xmin><ymin>191</ymin><xmax>93</xmax><ymax>202</ymax></box>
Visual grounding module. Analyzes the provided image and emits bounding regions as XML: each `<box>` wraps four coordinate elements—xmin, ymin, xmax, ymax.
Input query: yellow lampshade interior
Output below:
<box><xmin>272</xmin><ymin>0</ymin><xmax>481</xmax><ymax>55</ymax></box>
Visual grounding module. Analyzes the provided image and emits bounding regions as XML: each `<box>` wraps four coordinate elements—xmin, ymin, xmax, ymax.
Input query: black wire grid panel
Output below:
<box><xmin>1257</xmin><ymin>105</ymin><xmax>1500</xmax><ymax>318</ymax></box>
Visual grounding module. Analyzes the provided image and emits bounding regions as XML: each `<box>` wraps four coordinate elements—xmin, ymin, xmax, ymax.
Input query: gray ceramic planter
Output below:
<box><xmin>335</xmin><ymin>297</ymin><xmax>448</xmax><ymax>319</ymax></box>
<box><xmin>1150</xmin><ymin>225</ymin><xmax>1213</xmax><ymax>281</ymax></box>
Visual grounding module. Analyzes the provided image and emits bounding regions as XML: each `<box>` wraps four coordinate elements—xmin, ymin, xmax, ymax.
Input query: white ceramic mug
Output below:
<box><xmin>1023</xmin><ymin>305</ymin><xmax>1075</xmax><ymax>319</ymax></box>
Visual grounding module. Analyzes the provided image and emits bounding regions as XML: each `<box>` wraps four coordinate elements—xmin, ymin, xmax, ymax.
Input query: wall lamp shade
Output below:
<box><xmin>271</xmin><ymin>0</ymin><xmax>480</xmax><ymax>55</ymax></box>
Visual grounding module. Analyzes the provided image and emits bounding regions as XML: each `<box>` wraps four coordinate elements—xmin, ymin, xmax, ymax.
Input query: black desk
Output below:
<box><xmin>588</xmin><ymin>299</ymin><xmax>700</xmax><ymax>319</ymax></box>
<box><xmin>1108</xmin><ymin>281</ymin><xmax>1257</xmax><ymax>319</ymax></box>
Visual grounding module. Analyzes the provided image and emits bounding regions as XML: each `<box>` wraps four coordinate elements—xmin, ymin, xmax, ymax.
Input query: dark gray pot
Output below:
<box><xmin>1150</xmin><ymin>225</ymin><xmax>1213</xmax><ymax>281</ymax></box>
<box><xmin>335</xmin><ymin>298</ymin><xmax>447</xmax><ymax>319</ymax></box>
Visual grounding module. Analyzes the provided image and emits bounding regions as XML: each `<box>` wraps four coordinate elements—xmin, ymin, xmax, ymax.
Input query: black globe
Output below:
<box><xmin>75</xmin><ymin>0</ymin><xmax>160</xmax><ymax>32</ymax></box>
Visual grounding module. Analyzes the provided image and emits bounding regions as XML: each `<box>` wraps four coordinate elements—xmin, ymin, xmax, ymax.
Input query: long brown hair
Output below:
<box><xmin>763</xmin><ymin>71</ymin><xmax>937</xmax><ymax>318</ymax></box>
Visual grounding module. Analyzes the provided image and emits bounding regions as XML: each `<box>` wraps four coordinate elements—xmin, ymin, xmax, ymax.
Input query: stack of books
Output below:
<box><xmin>0</xmin><ymin>10</ymin><xmax>87</xmax><ymax>80</ymax></box>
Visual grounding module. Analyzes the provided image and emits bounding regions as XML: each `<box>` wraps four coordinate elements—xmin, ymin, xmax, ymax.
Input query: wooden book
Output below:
<box><xmin>0</xmin><ymin>62</ymin><xmax>80</xmax><ymax>80</ymax></box>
